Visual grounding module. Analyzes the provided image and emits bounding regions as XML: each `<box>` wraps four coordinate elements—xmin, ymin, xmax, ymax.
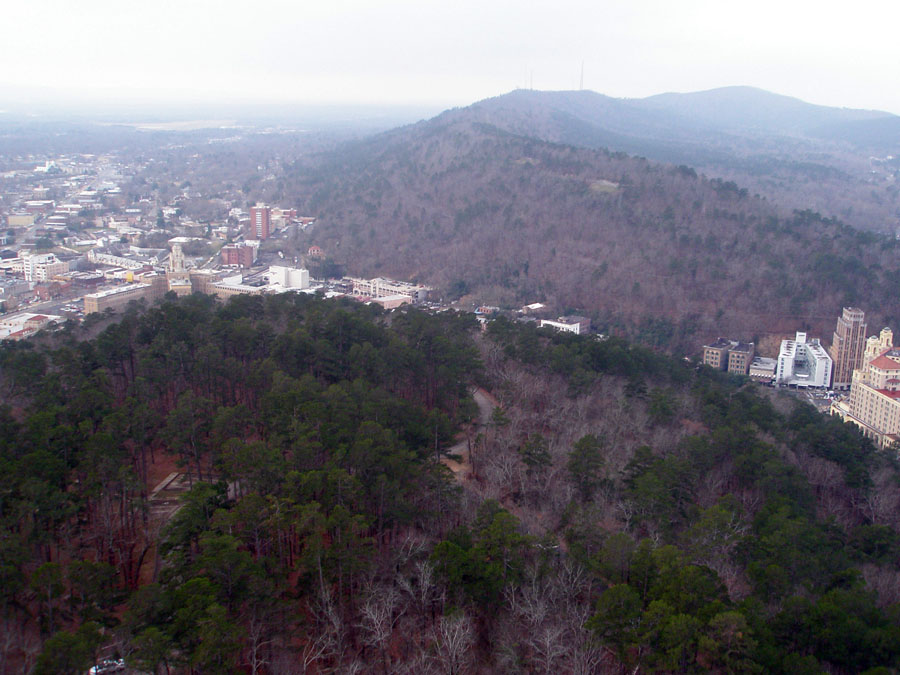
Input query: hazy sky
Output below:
<box><xmin>4</xmin><ymin>0</ymin><xmax>900</xmax><ymax>113</ymax></box>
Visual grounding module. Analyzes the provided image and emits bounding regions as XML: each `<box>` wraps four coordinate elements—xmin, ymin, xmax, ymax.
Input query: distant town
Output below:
<box><xmin>0</xmin><ymin>152</ymin><xmax>443</xmax><ymax>335</ymax></box>
<box><xmin>701</xmin><ymin>307</ymin><xmax>900</xmax><ymax>452</ymax></box>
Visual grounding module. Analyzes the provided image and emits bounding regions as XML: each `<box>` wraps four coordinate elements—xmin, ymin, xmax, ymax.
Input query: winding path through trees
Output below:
<box><xmin>441</xmin><ymin>388</ymin><xmax>497</xmax><ymax>478</ymax></box>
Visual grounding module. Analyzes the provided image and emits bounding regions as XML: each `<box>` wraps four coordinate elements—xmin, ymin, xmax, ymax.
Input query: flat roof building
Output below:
<box><xmin>539</xmin><ymin>315</ymin><xmax>591</xmax><ymax>335</ymax></box>
<box><xmin>347</xmin><ymin>276</ymin><xmax>431</xmax><ymax>303</ymax></box>
<box><xmin>776</xmin><ymin>332</ymin><xmax>833</xmax><ymax>388</ymax></box>
<box><xmin>702</xmin><ymin>338</ymin><xmax>755</xmax><ymax>375</ymax></box>
<box><xmin>84</xmin><ymin>283</ymin><xmax>152</xmax><ymax>314</ymax></box>
<box><xmin>749</xmin><ymin>357</ymin><xmax>777</xmax><ymax>382</ymax></box>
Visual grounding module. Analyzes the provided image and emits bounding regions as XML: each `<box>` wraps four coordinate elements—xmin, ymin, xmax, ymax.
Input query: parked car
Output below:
<box><xmin>88</xmin><ymin>658</ymin><xmax>125</xmax><ymax>674</ymax></box>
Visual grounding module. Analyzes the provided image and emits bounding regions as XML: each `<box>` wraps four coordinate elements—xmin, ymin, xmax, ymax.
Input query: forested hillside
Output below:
<box><xmin>1</xmin><ymin>295</ymin><xmax>899</xmax><ymax>673</ymax></box>
<box><xmin>288</xmin><ymin>117</ymin><xmax>900</xmax><ymax>348</ymax></box>
<box><xmin>436</xmin><ymin>89</ymin><xmax>900</xmax><ymax>233</ymax></box>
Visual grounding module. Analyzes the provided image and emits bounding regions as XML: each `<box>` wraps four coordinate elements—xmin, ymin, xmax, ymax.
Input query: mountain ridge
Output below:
<box><xmin>427</xmin><ymin>87</ymin><xmax>900</xmax><ymax>233</ymax></box>
<box><xmin>286</xmin><ymin>111</ymin><xmax>900</xmax><ymax>348</ymax></box>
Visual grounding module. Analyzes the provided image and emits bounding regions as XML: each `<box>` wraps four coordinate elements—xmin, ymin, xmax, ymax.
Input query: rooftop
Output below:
<box><xmin>870</xmin><ymin>353</ymin><xmax>900</xmax><ymax>370</ymax></box>
<box><xmin>706</xmin><ymin>337</ymin><xmax>733</xmax><ymax>349</ymax></box>
<box><xmin>86</xmin><ymin>283</ymin><xmax>149</xmax><ymax>299</ymax></box>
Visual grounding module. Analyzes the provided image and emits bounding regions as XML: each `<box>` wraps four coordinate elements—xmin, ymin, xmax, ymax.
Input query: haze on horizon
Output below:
<box><xmin>3</xmin><ymin>0</ymin><xmax>900</xmax><ymax>116</ymax></box>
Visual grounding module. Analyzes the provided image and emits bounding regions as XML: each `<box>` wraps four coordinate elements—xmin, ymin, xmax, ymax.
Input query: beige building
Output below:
<box><xmin>833</xmin><ymin>327</ymin><xmax>900</xmax><ymax>450</ymax></box>
<box><xmin>702</xmin><ymin>339</ymin><xmax>732</xmax><ymax>370</ymax></box>
<box><xmin>209</xmin><ymin>275</ymin><xmax>268</xmax><ymax>301</ymax></box>
<box><xmin>727</xmin><ymin>342</ymin><xmax>755</xmax><ymax>374</ymax></box>
<box><xmin>84</xmin><ymin>283</ymin><xmax>152</xmax><ymax>314</ymax></box>
<box><xmin>830</xmin><ymin>307</ymin><xmax>867</xmax><ymax>389</ymax></box>
<box><xmin>702</xmin><ymin>338</ymin><xmax>755</xmax><ymax>375</ymax></box>
<box><xmin>190</xmin><ymin>269</ymin><xmax>227</xmax><ymax>295</ymax></box>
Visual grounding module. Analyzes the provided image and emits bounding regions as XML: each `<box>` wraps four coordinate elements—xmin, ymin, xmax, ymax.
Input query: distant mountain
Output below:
<box><xmin>288</xmin><ymin>113</ymin><xmax>900</xmax><ymax>347</ymax></box>
<box><xmin>435</xmin><ymin>88</ymin><xmax>900</xmax><ymax>233</ymax></box>
<box><xmin>641</xmin><ymin>86</ymin><xmax>892</xmax><ymax>137</ymax></box>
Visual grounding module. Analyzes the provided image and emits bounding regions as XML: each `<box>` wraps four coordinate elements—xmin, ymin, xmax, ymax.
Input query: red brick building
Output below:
<box><xmin>221</xmin><ymin>244</ymin><xmax>255</xmax><ymax>268</ymax></box>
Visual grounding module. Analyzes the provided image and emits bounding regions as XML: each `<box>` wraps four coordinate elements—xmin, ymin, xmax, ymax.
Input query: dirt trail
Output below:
<box><xmin>441</xmin><ymin>388</ymin><xmax>497</xmax><ymax>478</ymax></box>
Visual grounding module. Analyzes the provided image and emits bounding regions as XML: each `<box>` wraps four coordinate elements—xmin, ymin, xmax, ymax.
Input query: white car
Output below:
<box><xmin>88</xmin><ymin>658</ymin><xmax>125</xmax><ymax>674</ymax></box>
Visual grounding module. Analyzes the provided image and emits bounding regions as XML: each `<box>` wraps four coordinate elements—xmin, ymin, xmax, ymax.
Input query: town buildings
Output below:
<box><xmin>775</xmin><ymin>332</ymin><xmax>833</xmax><ymax>388</ymax></box>
<box><xmin>539</xmin><ymin>315</ymin><xmax>592</xmax><ymax>335</ymax></box>
<box><xmin>0</xmin><ymin>312</ymin><xmax>62</xmax><ymax>340</ymax></box>
<box><xmin>830</xmin><ymin>307</ymin><xmax>867</xmax><ymax>389</ymax></box>
<box><xmin>702</xmin><ymin>338</ymin><xmax>756</xmax><ymax>375</ymax></box>
<box><xmin>833</xmin><ymin>328</ymin><xmax>900</xmax><ymax>449</ymax></box>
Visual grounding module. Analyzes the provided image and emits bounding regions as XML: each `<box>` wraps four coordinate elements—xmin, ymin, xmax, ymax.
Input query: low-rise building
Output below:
<box><xmin>372</xmin><ymin>294</ymin><xmax>411</xmax><ymax>310</ymax></box>
<box><xmin>190</xmin><ymin>269</ymin><xmax>227</xmax><ymax>295</ymax></box>
<box><xmin>84</xmin><ymin>283</ymin><xmax>152</xmax><ymax>314</ymax></box>
<box><xmin>87</xmin><ymin>250</ymin><xmax>148</xmax><ymax>270</ymax></box>
<box><xmin>347</xmin><ymin>277</ymin><xmax>431</xmax><ymax>303</ymax></box>
<box><xmin>539</xmin><ymin>315</ymin><xmax>591</xmax><ymax>335</ymax></box>
<box><xmin>701</xmin><ymin>338</ymin><xmax>755</xmax><ymax>375</ymax></box>
<box><xmin>749</xmin><ymin>357</ymin><xmax>777</xmax><ymax>382</ymax></box>
<box><xmin>209</xmin><ymin>277</ymin><xmax>269</xmax><ymax>300</ymax></box>
<box><xmin>7</xmin><ymin>213</ymin><xmax>35</xmax><ymax>227</ymax></box>
<box><xmin>0</xmin><ymin>312</ymin><xmax>62</xmax><ymax>340</ymax></box>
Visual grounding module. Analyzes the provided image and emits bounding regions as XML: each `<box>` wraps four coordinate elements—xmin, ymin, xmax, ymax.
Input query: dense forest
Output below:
<box><xmin>285</xmin><ymin>116</ymin><xmax>900</xmax><ymax>349</ymax></box>
<box><xmin>1</xmin><ymin>293</ymin><xmax>899</xmax><ymax>673</ymax></box>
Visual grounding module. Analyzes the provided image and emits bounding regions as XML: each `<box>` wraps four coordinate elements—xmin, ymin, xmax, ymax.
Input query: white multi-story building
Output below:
<box><xmin>18</xmin><ymin>253</ymin><xmax>69</xmax><ymax>282</ymax></box>
<box><xmin>269</xmin><ymin>266</ymin><xmax>309</xmax><ymax>290</ymax></box>
<box><xmin>775</xmin><ymin>331</ymin><xmax>833</xmax><ymax>388</ymax></box>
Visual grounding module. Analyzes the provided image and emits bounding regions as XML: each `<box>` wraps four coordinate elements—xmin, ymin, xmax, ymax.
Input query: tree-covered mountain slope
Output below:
<box><xmin>1</xmin><ymin>295</ymin><xmax>898</xmax><ymax>672</ymax></box>
<box><xmin>426</xmin><ymin>88</ymin><xmax>900</xmax><ymax>234</ymax></box>
<box><xmin>289</xmin><ymin>116</ymin><xmax>900</xmax><ymax>347</ymax></box>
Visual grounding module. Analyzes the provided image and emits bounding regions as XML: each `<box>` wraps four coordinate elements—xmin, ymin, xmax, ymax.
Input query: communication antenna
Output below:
<box><xmin>580</xmin><ymin>60</ymin><xmax>584</xmax><ymax>90</ymax></box>
<box><xmin>530</xmin><ymin>70</ymin><xmax>534</xmax><ymax>90</ymax></box>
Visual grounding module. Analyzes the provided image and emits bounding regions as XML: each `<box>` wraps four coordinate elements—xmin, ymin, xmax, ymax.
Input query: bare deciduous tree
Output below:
<box><xmin>359</xmin><ymin>584</ymin><xmax>402</xmax><ymax>672</ymax></box>
<box><xmin>433</xmin><ymin>613</ymin><xmax>475</xmax><ymax>675</ymax></box>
